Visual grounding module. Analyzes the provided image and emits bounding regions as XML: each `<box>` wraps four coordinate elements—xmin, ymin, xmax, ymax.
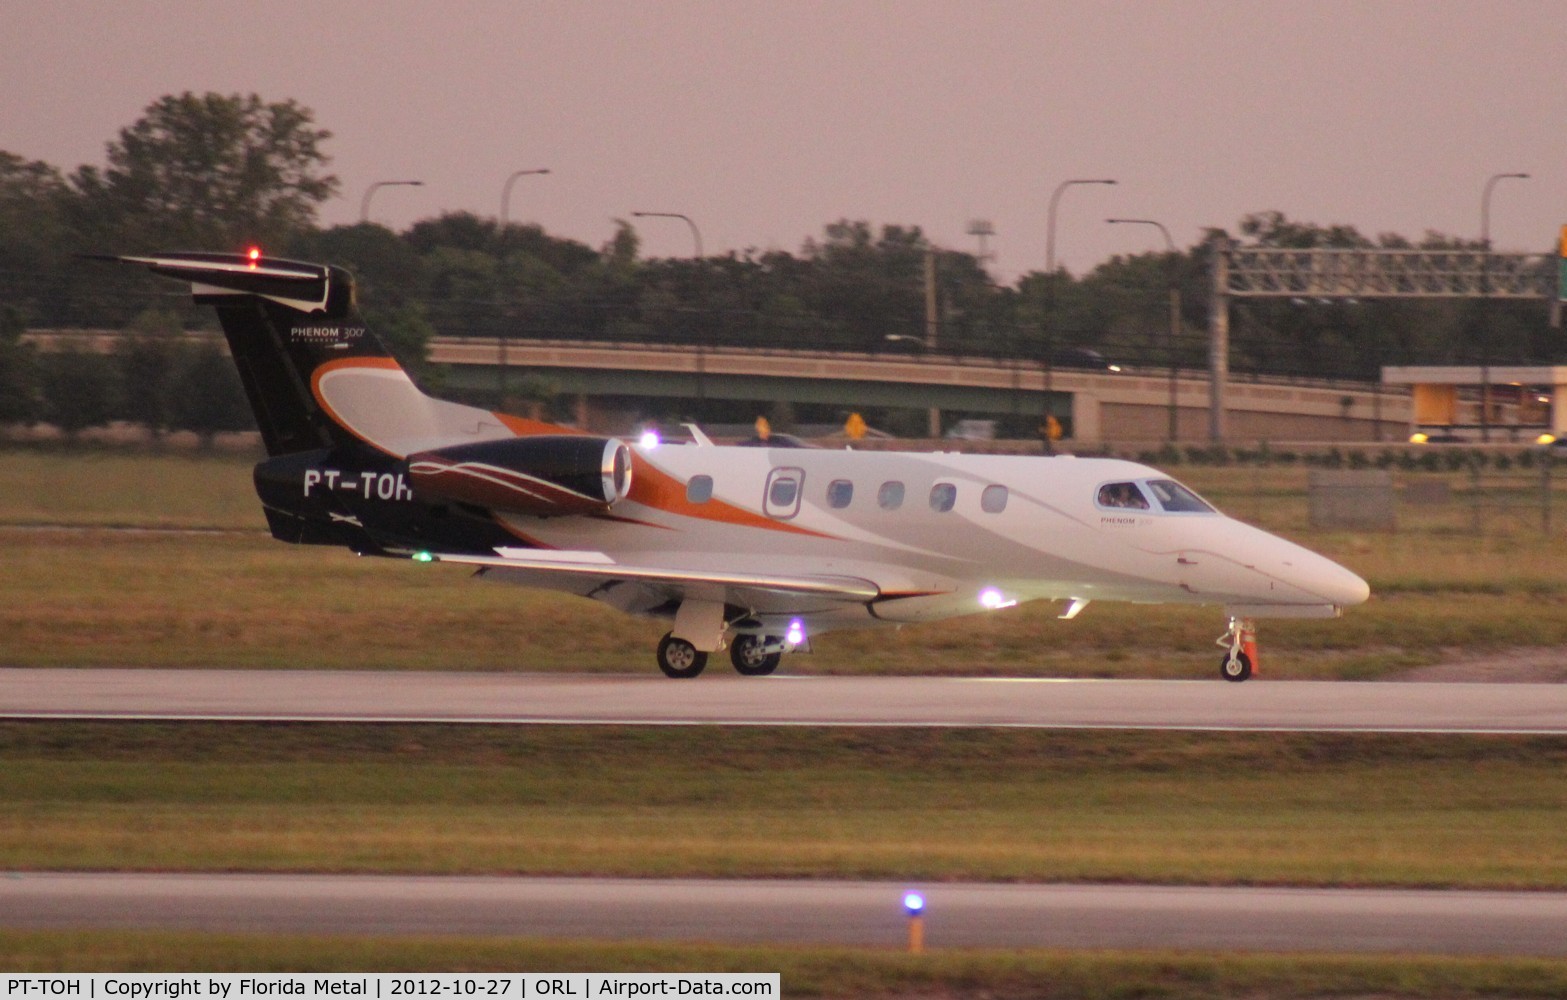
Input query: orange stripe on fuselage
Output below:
<box><xmin>628</xmin><ymin>453</ymin><xmax>831</xmax><ymax>538</ymax></box>
<box><xmin>493</xmin><ymin>412</ymin><xmax>582</xmax><ymax>436</ymax></box>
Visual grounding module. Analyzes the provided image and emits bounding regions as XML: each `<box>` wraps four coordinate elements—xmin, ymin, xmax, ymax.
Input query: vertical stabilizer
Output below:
<box><xmin>96</xmin><ymin>251</ymin><xmax>518</xmax><ymax>457</ymax></box>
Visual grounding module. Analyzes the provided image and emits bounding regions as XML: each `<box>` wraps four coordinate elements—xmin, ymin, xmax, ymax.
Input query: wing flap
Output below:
<box><xmin>427</xmin><ymin>548</ymin><xmax>880</xmax><ymax>600</ymax></box>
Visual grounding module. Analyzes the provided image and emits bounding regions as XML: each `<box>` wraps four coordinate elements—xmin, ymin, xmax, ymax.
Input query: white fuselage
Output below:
<box><xmin>487</xmin><ymin>442</ymin><xmax>1369</xmax><ymax>637</ymax></box>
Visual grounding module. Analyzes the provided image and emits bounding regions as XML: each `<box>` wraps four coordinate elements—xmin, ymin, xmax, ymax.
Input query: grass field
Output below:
<box><xmin>4</xmin><ymin>448</ymin><xmax>1567</xmax><ymax>676</ymax></box>
<box><xmin>8</xmin><ymin>527</ymin><xmax>1567</xmax><ymax>675</ymax></box>
<box><xmin>4</xmin><ymin>723</ymin><xmax>1564</xmax><ymax>889</ymax></box>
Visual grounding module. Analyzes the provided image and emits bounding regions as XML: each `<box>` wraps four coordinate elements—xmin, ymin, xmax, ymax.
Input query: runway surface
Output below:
<box><xmin>5</xmin><ymin>873</ymin><xmax>1566</xmax><ymax>954</ymax></box>
<box><xmin>3</xmin><ymin>669</ymin><xmax>1567</xmax><ymax>732</ymax></box>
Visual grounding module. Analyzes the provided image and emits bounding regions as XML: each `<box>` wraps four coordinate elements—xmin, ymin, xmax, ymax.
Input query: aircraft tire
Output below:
<box><xmin>729</xmin><ymin>634</ymin><xmax>782</xmax><ymax>676</ymax></box>
<box><xmin>657</xmin><ymin>633</ymin><xmax>708</xmax><ymax>679</ymax></box>
<box><xmin>1219</xmin><ymin>651</ymin><xmax>1253</xmax><ymax>682</ymax></box>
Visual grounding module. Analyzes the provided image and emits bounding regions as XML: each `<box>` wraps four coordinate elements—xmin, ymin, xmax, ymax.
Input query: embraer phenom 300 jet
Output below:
<box><xmin>96</xmin><ymin>251</ymin><xmax>1368</xmax><ymax>680</ymax></box>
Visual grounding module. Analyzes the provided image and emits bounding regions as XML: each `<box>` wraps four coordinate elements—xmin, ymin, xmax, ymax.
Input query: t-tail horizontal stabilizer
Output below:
<box><xmin>87</xmin><ymin>249</ymin><xmax>481</xmax><ymax>460</ymax></box>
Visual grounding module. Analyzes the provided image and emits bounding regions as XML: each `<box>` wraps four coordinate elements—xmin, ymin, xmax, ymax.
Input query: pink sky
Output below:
<box><xmin>5</xmin><ymin>1</ymin><xmax>1564</xmax><ymax>279</ymax></box>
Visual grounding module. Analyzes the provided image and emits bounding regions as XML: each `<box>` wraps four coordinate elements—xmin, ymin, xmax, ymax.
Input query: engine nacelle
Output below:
<box><xmin>407</xmin><ymin>435</ymin><xmax>632</xmax><ymax>517</ymax></box>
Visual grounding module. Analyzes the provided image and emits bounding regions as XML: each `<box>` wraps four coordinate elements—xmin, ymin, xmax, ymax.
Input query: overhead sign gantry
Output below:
<box><xmin>1207</xmin><ymin>240</ymin><xmax>1557</xmax><ymax>441</ymax></box>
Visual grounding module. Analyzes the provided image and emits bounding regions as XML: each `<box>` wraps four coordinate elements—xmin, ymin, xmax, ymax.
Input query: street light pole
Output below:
<box><xmin>1478</xmin><ymin>172</ymin><xmax>1529</xmax><ymax>442</ymax></box>
<box><xmin>500</xmin><ymin>169</ymin><xmax>550</xmax><ymax>226</ymax></box>
<box><xmin>632</xmin><ymin>211</ymin><xmax>707</xmax><ymax>408</ymax></box>
<box><xmin>1481</xmin><ymin>172</ymin><xmax>1529</xmax><ymax>249</ymax></box>
<box><xmin>631</xmin><ymin>211</ymin><xmax>703</xmax><ymax>258</ymax></box>
<box><xmin>1108</xmin><ymin>218</ymin><xmax>1181</xmax><ymax>443</ymax></box>
<box><xmin>1046</xmin><ymin>178</ymin><xmax>1116</xmax><ymax>273</ymax></box>
<box><xmin>1041</xmin><ymin>179</ymin><xmax>1115</xmax><ymax>448</ymax></box>
<box><xmin>359</xmin><ymin>180</ymin><xmax>423</xmax><ymax>224</ymax></box>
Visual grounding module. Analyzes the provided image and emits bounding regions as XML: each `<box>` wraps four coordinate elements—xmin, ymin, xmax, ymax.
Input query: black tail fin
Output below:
<box><xmin>95</xmin><ymin>251</ymin><xmax>391</xmax><ymax>456</ymax></box>
<box><xmin>95</xmin><ymin>251</ymin><xmax>500</xmax><ymax>459</ymax></box>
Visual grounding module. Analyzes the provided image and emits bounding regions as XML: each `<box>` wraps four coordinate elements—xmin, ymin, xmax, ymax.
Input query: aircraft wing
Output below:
<box><xmin>425</xmin><ymin>547</ymin><xmax>881</xmax><ymax>601</ymax></box>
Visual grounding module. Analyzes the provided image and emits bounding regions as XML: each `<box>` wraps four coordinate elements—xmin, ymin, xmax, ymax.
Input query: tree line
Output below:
<box><xmin>1</xmin><ymin>92</ymin><xmax>1561</xmax><ymax>440</ymax></box>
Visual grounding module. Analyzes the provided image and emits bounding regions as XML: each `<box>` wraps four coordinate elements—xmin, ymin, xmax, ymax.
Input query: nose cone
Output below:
<box><xmin>1201</xmin><ymin>519</ymin><xmax>1371</xmax><ymax>611</ymax></box>
<box><xmin>1302</xmin><ymin>552</ymin><xmax>1371</xmax><ymax>607</ymax></box>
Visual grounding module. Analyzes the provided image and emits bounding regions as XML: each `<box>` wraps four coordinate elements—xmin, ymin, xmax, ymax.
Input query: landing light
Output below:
<box><xmin>903</xmin><ymin>891</ymin><xmax>925</xmax><ymax>916</ymax></box>
<box><xmin>979</xmin><ymin>587</ymin><xmax>1016</xmax><ymax>610</ymax></box>
<box><xmin>638</xmin><ymin>429</ymin><xmax>661</xmax><ymax>449</ymax></box>
<box><xmin>786</xmin><ymin>618</ymin><xmax>805</xmax><ymax>646</ymax></box>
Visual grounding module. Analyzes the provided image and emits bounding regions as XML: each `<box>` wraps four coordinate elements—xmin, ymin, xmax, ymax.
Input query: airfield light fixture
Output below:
<box><xmin>902</xmin><ymin>891</ymin><xmax>926</xmax><ymax>954</ymax></box>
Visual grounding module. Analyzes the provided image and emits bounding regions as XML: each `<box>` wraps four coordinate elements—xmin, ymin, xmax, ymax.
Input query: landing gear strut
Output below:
<box><xmin>1217</xmin><ymin>616</ymin><xmax>1258</xmax><ymax>682</ymax></box>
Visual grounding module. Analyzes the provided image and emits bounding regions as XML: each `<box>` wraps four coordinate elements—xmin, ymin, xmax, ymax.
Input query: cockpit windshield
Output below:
<box><xmin>1144</xmin><ymin>479</ymin><xmax>1215</xmax><ymax>513</ymax></box>
<box><xmin>1096</xmin><ymin>482</ymin><xmax>1151</xmax><ymax>510</ymax></box>
<box><xmin>1096</xmin><ymin>478</ymin><xmax>1215</xmax><ymax>514</ymax></box>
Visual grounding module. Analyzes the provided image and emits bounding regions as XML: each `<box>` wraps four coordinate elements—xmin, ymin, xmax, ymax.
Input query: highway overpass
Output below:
<box><xmin>21</xmin><ymin>329</ymin><xmax>1412</xmax><ymax>445</ymax></box>
<box><xmin>430</xmin><ymin>337</ymin><xmax>1411</xmax><ymax>445</ymax></box>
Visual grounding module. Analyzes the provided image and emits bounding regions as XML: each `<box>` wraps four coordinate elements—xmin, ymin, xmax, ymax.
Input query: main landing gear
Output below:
<box><xmin>1217</xmin><ymin>616</ymin><xmax>1258</xmax><ymax>682</ymax></box>
<box><xmin>656</xmin><ymin>633</ymin><xmax>708</xmax><ymax>679</ymax></box>
<box><xmin>655</xmin><ymin>632</ymin><xmax>787</xmax><ymax>679</ymax></box>
<box><xmin>728</xmin><ymin>634</ymin><xmax>783</xmax><ymax>676</ymax></box>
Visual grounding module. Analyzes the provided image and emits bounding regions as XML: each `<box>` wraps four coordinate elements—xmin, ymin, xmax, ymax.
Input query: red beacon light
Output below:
<box><xmin>246</xmin><ymin>246</ymin><xmax>262</xmax><ymax>269</ymax></box>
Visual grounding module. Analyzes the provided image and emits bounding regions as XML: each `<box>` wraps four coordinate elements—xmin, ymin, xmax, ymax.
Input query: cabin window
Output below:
<box><xmin>827</xmin><ymin>479</ymin><xmax>854</xmax><ymax>509</ymax></box>
<box><xmin>686</xmin><ymin>475</ymin><xmax>714</xmax><ymax>504</ymax></box>
<box><xmin>878</xmin><ymin>481</ymin><xmax>905</xmax><ymax>510</ymax></box>
<box><xmin>769</xmin><ymin>478</ymin><xmax>799</xmax><ymax>507</ymax></box>
<box><xmin>929</xmin><ymin>482</ymin><xmax>957</xmax><ymax>512</ymax></box>
<box><xmin>1096</xmin><ymin>482</ymin><xmax>1151</xmax><ymax>510</ymax></box>
<box><xmin>764</xmin><ymin>467</ymin><xmax>804</xmax><ymax>519</ymax></box>
<box><xmin>981</xmin><ymin>484</ymin><xmax>1008</xmax><ymax>513</ymax></box>
<box><xmin>1146</xmin><ymin>479</ymin><xmax>1214</xmax><ymax>513</ymax></box>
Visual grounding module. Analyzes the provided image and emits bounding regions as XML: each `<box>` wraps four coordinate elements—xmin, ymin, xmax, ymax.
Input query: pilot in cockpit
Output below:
<box><xmin>1097</xmin><ymin>482</ymin><xmax>1151</xmax><ymax>510</ymax></box>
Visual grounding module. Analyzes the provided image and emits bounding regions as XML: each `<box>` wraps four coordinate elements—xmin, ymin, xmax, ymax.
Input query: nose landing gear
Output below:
<box><xmin>1217</xmin><ymin>616</ymin><xmax>1258</xmax><ymax>682</ymax></box>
